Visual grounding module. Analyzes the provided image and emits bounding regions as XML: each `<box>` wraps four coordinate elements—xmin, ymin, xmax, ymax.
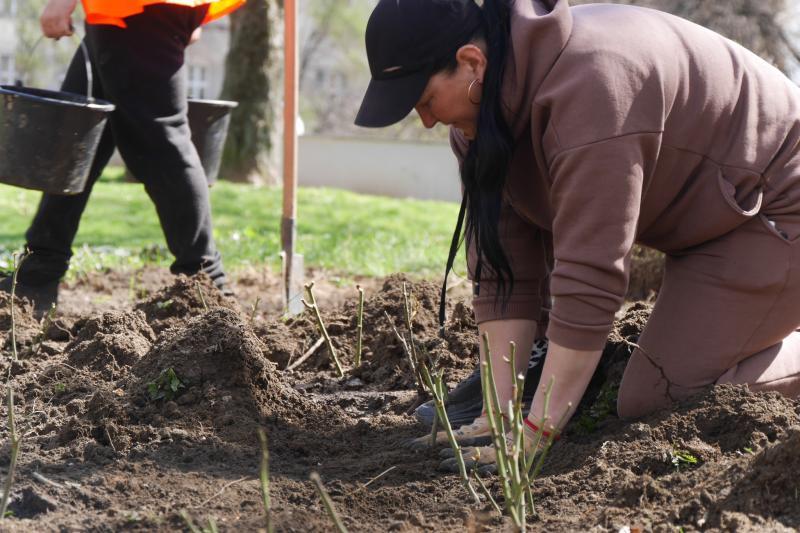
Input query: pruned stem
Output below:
<box><xmin>354</xmin><ymin>285</ymin><xmax>364</xmax><ymax>367</ymax></box>
<box><xmin>250</xmin><ymin>297</ymin><xmax>261</xmax><ymax>324</ymax></box>
<box><xmin>195</xmin><ymin>281</ymin><xmax>209</xmax><ymax>312</ymax></box>
<box><xmin>9</xmin><ymin>251</ymin><xmax>29</xmax><ymax>362</ymax></box>
<box><xmin>401</xmin><ymin>284</ymin><xmax>420</xmax><ymax>365</ymax></box>
<box><xmin>429</xmin><ymin>409</ymin><xmax>439</xmax><ymax>449</ymax></box>
<box><xmin>473</xmin><ymin>471</ymin><xmax>502</xmax><ymax>516</ymax></box>
<box><xmin>302</xmin><ymin>282</ymin><xmax>344</xmax><ymax>377</ymax></box>
<box><xmin>419</xmin><ymin>364</ymin><xmax>480</xmax><ymax>504</ymax></box>
<box><xmin>310</xmin><ymin>472</ymin><xmax>348</xmax><ymax>533</ymax></box>
<box><xmin>384</xmin><ymin>311</ymin><xmax>425</xmax><ymax>397</ymax></box>
<box><xmin>1</xmin><ymin>387</ymin><xmax>22</xmax><ymax>521</ymax></box>
<box><xmin>257</xmin><ymin>428</ymin><xmax>274</xmax><ymax>533</ymax></box>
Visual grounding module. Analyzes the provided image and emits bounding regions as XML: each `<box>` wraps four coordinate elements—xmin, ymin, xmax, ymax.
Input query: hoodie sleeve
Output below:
<box><xmin>545</xmin><ymin>132</ymin><xmax>662</xmax><ymax>350</ymax></box>
<box><xmin>468</xmin><ymin>205</ymin><xmax>552</xmax><ymax>326</ymax></box>
<box><xmin>449</xmin><ymin>129</ymin><xmax>551</xmax><ymax>327</ymax></box>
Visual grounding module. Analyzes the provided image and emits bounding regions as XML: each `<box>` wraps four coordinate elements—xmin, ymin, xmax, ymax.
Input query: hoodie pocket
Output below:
<box><xmin>640</xmin><ymin>162</ymin><xmax>764</xmax><ymax>252</ymax></box>
<box><xmin>718</xmin><ymin>166</ymin><xmax>763</xmax><ymax>218</ymax></box>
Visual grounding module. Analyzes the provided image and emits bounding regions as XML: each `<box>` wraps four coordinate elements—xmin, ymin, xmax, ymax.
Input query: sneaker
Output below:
<box><xmin>414</xmin><ymin>338</ymin><xmax>549</xmax><ymax>428</ymax></box>
<box><xmin>0</xmin><ymin>275</ymin><xmax>59</xmax><ymax>317</ymax></box>
<box><xmin>407</xmin><ymin>415</ymin><xmax>493</xmax><ymax>450</ymax></box>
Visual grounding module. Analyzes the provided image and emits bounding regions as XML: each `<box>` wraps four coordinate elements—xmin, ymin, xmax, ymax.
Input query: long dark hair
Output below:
<box><xmin>439</xmin><ymin>0</ymin><xmax>515</xmax><ymax>333</ymax></box>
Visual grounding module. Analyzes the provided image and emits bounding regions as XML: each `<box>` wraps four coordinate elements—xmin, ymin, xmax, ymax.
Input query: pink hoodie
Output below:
<box><xmin>452</xmin><ymin>0</ymin><xmax>800</xmax><ymax>350</ymax></box>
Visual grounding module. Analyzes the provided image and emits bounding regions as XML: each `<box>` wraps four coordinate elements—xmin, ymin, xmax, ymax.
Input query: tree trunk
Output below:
<box><xmin>219</xmin><ymin>0</ymin><xmax>282</xmax><ymax>185</ymax></box>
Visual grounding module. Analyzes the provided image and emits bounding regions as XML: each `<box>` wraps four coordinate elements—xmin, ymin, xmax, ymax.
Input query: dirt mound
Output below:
<box><xmin>134</xmin><ymin>274</ymin><xmax>237</xmax><ymax>333</ymax></box>
<box><xmin>536</xmin><ymin>384</ymin><xmax>800</xmax><ymax>531</ymax></box>
<box><xmin>128</xmin><ymin>308</ymin><xmax>326</xmax><ymax>444</ymax></box>
<box><xmin>0</xmin><ymin>292</ymin><xmax>41</xmax><ymax>354</ymax></box>
<box><xmin>712</xmin><ymin>426</ymin><xmax>800</xmax><ymax>525</ymax></box>
<box><xmin>3</xmin><ymin>269</ymin><xmax>800</xmax><ymax>532</ymax></box>
<box><xmin>65</xmin><ymin>311</ymin><xmax>155</xmax><ymax>379</ymax></box>
<box><xmin>277</xmin><ymin>274</ymin><xmax>477</xmax><ymax>390</ymax></box>
<box><xmin>258</xmin><ymin>320</ymin><xmax>302</xmax><ymax>368</ymax></box>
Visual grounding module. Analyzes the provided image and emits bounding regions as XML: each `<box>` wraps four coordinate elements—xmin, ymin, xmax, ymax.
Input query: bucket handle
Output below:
<box><xmin>75</xmin><ymin>37</ymin><xmax>94</xmax><ymax>104</ymax></box>
<box><xmin>19</xmin><ymin>31</ymin><xmax>94</xmax><ymax>104</ymax></box>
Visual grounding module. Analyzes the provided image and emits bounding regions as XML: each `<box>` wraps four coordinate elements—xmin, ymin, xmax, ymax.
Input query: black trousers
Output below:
<box><xmin>21</xmin><ymin>4</ymin><xmax>225</xmax><ymax>286</ymax></box>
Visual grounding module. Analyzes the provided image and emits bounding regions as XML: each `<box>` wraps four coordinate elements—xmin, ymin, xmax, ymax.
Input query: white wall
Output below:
<box><xmin>298</xmin><ymin>135</ymin><xmax>461</xmax><ymax>202</ymax></box>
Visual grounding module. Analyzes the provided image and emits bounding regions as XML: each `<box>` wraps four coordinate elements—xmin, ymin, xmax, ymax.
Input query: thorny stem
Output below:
<box><xmin>1</xmin><ymin>387</ymin><xmax>22</xmax><ymax>521</ymax></box>
<box><xmin>301</xmin><ymin>282</ymin><xmax>344</xmax><ymax>377</ymax></box>
<box><xmin>397</xmin><ymin>290</ymin><xmax>479</xmax><ymax>503</ymax></box>
<box><xmin>473</xmin><ymin>471</ymin><xmax>502</xmax><ymax>516</ymax></box>
<box><xmin>400</xmin><ymin>284</ymin><xmax>432</xmax><ymax>402</ymax></box>
<box><xmin>354</xmin><ymin>286</ymin><xmax>364</xmax><ymax>367</ymax></box>
<box><xmin>250</xmin><ymin>297</ymin><xmax>261</xmax><ymax>325</ymax></box>
<box><xmin>480</xmin><ymin>334</ymin><xmax>567</xmax><ymax>533</ymax></box>
<box><xmin>401</xmin><ymin>284</ymin><xmax>420</xmax><ymax>365</ymax></box>
<box><xmin>257</xmin><ymin>429</ymin><xmax>274</xmax><ymax>533</ymax></box>
<box><xmin>530</xmin><ymin>401</ymin><xmax>572</xmax><ymax>481</ymax></box>
<box><xmin>384</xmin><ymin>311</ymin><xmax>425</xmax><ymax>397</ymax></box>
<box><xmin>195</xmin><ymin>281</ymin><xmax>209</xmax><ymax>312</ymax></box>
<box><xmin>9</xmin><ymin>251</ymin><xmax>29</xmax><ymax>362</ymax></box>
<box><xmin>419</xmin><ymin>365</ymin><xmax>480</xmax><ymax>504</ymax></box>
<box><xmin>310</xmin><ymin>472</ymin><xmax>349</xmax><ymax>533</ymax></box>
<box><xmin>481</xmin><ymin>359</ymin><xmax>515</xmax><ymax>526</ymax></box>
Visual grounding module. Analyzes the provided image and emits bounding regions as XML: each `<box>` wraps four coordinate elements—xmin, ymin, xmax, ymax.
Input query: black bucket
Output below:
<box><xmin>187</xmin><ymin>98</ymin><xmax>238</xmax><ymax>185</ymax></box>
<box><xmin>0</xmin><ymin>85</ymin><xmax>114</xmax><ymax>195</ymax></box>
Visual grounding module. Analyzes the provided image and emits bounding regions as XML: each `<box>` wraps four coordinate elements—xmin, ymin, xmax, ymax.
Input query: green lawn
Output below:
<box><xmin>0</xmin><ymin>169</ymin><xmax>462</xmax><ymax>279</ymax></box>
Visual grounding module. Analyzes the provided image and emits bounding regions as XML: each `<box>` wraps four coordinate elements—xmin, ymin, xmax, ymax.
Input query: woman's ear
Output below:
<box><xmin>455</xmin><ymin>44</ymin><xmax>488</xmax><ymax>80</ymax></box>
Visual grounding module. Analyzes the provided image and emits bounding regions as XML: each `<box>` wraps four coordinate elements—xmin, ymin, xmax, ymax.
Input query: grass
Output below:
<box><xmin>0</xmin><ymin>167</ymin><xmax>462</xmax><ymax>279</ymax></box>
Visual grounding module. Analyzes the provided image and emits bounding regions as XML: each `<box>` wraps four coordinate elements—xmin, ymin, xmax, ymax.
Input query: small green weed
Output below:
<box><xmin>53</xmin><ymin>383</ymin><xmax>67</xmax><ymax>395</ymax></box>
<box><xmin>156</xmin><ymin>299</ymin><xmax>174</xmax><ymax>310</ymax></box>
<box><xmin>575</xmin><ymin>381</ymin><xmax>618</xmax><ymax>435</ymax></box>
<box><xmin>670</xmin><ymin>449</ymin><xmax>699</xmax><ymax>471</ymax></box>
<box><xmin>147</xmin><ymin>368</ymin><xmax>185</xmax><ymax>401</ymax></box>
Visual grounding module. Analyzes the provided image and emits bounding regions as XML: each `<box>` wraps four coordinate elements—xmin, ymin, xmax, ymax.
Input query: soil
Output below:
<box><xmin>0</xmin><ymin>267</ymin><xmax>797</xmax><ymax>532</ymax></box>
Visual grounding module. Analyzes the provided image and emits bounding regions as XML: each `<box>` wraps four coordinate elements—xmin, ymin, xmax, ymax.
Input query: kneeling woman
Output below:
<box><xmin>355</xmin><ymin>0</ymin><xmax>800</xmax><ymax>465</ymax></box>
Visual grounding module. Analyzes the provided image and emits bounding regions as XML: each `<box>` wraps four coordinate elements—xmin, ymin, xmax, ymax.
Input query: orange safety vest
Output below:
<box><xmin>81</xmin><ymin>0</ymin><xmax>246</xmax><ymax>28</ymax></box>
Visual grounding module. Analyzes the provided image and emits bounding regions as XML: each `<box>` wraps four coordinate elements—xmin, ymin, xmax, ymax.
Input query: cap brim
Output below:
<box><xmin>354</xmin><ymin>69</ymin><xmax>431</xmax><ymax>128</ymax></box>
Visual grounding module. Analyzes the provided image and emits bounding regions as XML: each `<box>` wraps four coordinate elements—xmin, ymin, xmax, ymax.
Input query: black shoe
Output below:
<box><xmin>414</xmin><ymin>338</ymin><xmax>549</xmax><ymax>428</ymax></box>
<box><xmin>0</xmin><ymin>275</ymin><xmax>59</xmax><ymax>317</ymax></box>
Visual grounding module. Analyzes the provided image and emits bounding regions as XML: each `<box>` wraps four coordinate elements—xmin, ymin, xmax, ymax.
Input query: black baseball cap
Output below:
<box><xmin>355</xmin><ymin>0</ymin><xmax>483</xmax><ymax>128</ymax></box>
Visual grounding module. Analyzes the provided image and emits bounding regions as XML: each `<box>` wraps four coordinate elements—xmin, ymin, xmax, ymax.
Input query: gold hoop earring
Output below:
<box><xmin>467</xmin><ymin>79</ymin><xmax>483</xmax><ymax>105</ymax></box>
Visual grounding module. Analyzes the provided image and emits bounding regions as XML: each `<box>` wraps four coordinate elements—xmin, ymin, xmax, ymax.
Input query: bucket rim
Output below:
<box><xmin>188</xmin><ymin>98</ymin><xmax>239</xmax><ymax>109</ymax></box>
<box><xmin>0</xmin><ymin>85</ymin><xmax>115</xmax><ymax>112</ymax></box>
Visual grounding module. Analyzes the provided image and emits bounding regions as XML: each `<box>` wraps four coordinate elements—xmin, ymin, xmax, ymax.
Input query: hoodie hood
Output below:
<box><xmin>502</xmin><ymin>0</ymin><xmax>573</xmax><ymax>139</ymax></box>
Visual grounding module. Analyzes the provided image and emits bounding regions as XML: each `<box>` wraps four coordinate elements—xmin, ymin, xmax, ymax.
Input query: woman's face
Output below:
<box><xmin>414</xmin><ymin>44</ymin><xmax>487</xmax><ymax>140</ymax></box>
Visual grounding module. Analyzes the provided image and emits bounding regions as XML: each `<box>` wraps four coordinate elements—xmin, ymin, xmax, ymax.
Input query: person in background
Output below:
<box><xmin>0</xmin><ymin>0</ymin><xmax>245</xmax><ymax>313</ymax></box>
<box><xmin>356</xmin><ymin>0</ymin><xmax>800</xmax><ymax>470</ymax></box>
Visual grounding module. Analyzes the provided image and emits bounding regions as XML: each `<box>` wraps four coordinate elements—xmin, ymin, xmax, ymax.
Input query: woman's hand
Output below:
<box><xmin>478</xmin><ymin>318</ymin><xmax>539</xmax><ymax>412</ymax></box>
<box><xmin>527</xmin><ymin>341</ymin><xmax>603</xmax><ymax>433</ymax></box>
<box><xmin>40</xmin><ymin>0</ymin><xmax>78</xmax><ymax>39</ymax></box>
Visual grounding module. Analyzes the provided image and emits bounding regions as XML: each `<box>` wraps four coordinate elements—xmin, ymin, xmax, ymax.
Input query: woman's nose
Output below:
<box><xmin>415</xmin><ymin>106</ymin><xmax>438</xmax><ymax>129</ymax></box>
